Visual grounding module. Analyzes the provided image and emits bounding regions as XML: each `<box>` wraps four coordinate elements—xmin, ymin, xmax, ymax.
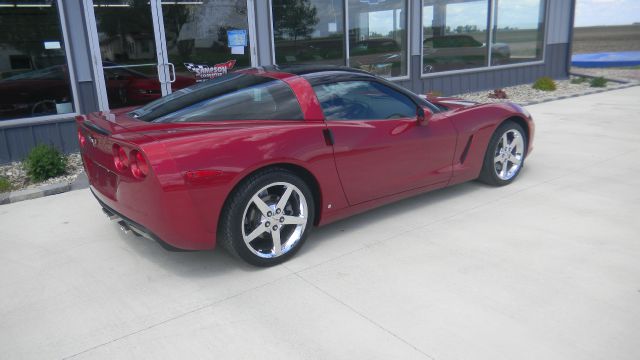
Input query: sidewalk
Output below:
<box><xmin>1</xmin><ymin>87</ymin><xmax>639</xmax><ymax>360</ymax></box>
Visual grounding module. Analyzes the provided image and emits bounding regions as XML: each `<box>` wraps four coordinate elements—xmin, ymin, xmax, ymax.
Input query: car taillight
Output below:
<box><xmin>130</xmin><ymin>149</ymin><xmax>149</xmax><ymax>179</ymax></box>
<box><xmin>112</xmin><ymin>144</ymin><xmax>129</xmax><ymax>171</ymax></box>
<box><xmin>77</xmin><ymin>129</ymin><xmax>86</xmax><ymax>147</ymax></box>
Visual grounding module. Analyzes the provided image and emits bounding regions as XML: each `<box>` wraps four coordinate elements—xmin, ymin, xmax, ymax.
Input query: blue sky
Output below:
<box><xmin>575</xmin><ymin>0</ymin><xmax>640</xmax><ymax>26</ymax></box>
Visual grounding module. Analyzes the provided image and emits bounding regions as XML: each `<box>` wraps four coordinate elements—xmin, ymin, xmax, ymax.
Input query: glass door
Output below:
<box><xmin>91</xmin><ymin>0</ymin><xmax>171</xmax><ymax>109</ymax></box>
<box><xmin>88</xmin><ymin>0</ymin><xmax>256</xmax><ymax>111</ymax></box>
<box><xmin>159</xmin><ymin>0</ymin><xmax>256</xmax><ymax>89</ymax></box>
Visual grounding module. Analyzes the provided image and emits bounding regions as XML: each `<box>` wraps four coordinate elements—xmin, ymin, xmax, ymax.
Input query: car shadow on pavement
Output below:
<box><xmin>297</xmin><ymin>179</ymin><xmax>496</xmax><ymax>257</ymax></box>
<box><xmin>104</xmin><ymin>173</ymin><xmax>521</xmax><ymax>276</ymax></box>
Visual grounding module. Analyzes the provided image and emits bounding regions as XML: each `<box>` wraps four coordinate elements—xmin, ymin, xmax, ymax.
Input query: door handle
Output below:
<box><xmin>167</xmin><ymin>63</ymin><xmax>176</xmax><ymax>83</ymax></box>
<box><xmin>323</xmin><ymin>129</ymin><xmax>335</xmax><ymax>146</ymax></box>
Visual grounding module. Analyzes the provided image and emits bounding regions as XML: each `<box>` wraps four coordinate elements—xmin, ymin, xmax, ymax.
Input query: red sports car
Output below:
<box><xmin>77</xmin><ymin>66</ymin><xmax>534</xmax><ymax>266</ymax></box>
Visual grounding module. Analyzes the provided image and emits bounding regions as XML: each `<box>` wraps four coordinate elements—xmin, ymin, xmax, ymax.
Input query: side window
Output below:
<box><xmin>154</xmin><ymin>79</ymin><xmax>303</xmax><ymax>123</ymax></box>
<box><xmin>313</xmin><ymin>81</ymin><xmax>417</xmax><ymax>121</ymax></box>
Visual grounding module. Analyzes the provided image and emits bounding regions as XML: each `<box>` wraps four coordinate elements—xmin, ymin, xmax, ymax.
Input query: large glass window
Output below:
<box><xmin>272</xmin><ymin>0</ymin><xmax>345</xmax><ymax>66</ymax></box>
<box><xmin>313</xmin><ymin>81</ymin><xmax>416</xmax><ymax>120</ymax></box>
<box><xmin>348</xmin><ymin>0</ymin><xmax>408</xmax><ymax>78</ymax></box>
<box><xmin>422</xmin><ymin>0</ymin><xmax>490</xmax><ymax>73</ymax></box>
<box><xmin>0</xmin><ymin>0</ymin><xmax>75</xmax><ymax>121</ymax></box>
<box><xmin>423</xmin><ymin>0</ymin><xmax>547</xmax><ymax>75</ymax></box>
<box><xmin>492</xmin><ymin>0</ymin><xmax>546</xmax><ymax>65</ymax></box>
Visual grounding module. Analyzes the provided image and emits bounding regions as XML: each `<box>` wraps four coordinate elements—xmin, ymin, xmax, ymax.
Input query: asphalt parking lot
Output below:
<box><xmin>1</xmin><ymin>87</ymin><xmax>639</xmax><ymax>360</ymax></box>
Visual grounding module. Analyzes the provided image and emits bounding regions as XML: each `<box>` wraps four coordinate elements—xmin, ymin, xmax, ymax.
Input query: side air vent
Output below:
<box><xmin>460</xmin><ymin>135</ymin><xmax>473</xmax><ymax>164</ymax></box>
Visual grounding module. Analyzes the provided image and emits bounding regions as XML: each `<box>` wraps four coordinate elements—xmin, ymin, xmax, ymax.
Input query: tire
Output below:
<box><xmin>478</xmin><ymin>121</ymin><xmax>528</xmax><ymax>186</ymax></box>
<box><xmin>218</xmin><ymin>167</ymin><xmax>315</xmax><ymax>267</ymax></box>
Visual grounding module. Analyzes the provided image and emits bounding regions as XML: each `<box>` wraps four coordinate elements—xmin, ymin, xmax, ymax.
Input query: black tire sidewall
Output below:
<box><xmin>221</xmin><ymin>168</ymin><xmax>315</xmax><ymax>267</ymax></box>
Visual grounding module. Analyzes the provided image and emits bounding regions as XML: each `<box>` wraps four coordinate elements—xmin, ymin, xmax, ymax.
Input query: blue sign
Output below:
<box><xmin>227</xmin><ymin>30</ymin><xmax>247</xmax><ymax>47</ymax></box>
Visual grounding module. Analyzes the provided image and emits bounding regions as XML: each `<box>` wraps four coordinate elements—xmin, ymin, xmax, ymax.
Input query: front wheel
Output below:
<box><xmin>218</xmin><ymin>168</ymin><xmax>315</xmax><ymax>266</ymax></box>
<box><xmin>478</xmin><ymin>121</ymin><xmax>528</xmax><ymax>186</ymax></box>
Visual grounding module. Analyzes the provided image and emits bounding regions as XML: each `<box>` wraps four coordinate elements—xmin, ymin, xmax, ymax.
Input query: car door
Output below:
<box><xmin>313</xmin><ymin>80</ymin><xmax>457</xmax><ymax>205</ymax></box>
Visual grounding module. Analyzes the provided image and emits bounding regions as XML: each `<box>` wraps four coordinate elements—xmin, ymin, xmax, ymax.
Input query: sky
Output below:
<box><xmin>575</xmin><ymin>0</ymin><xmax>640</xmax><ymax>27</ymax></box>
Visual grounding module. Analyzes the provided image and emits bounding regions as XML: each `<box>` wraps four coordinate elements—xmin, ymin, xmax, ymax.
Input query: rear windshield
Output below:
<box><xmin>130</xmin><ymin>73</ymin><xmax>303</xmax><ymax>122</ymax></box>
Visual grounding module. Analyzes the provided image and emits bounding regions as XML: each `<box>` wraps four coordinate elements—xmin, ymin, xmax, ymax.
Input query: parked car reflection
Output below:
<box><xmin>0</xmin><ymin>62</ymin><xmax>196</xmax><ymax>120</ymax></box>
<box><xmin>350</xmin><ymin>38</ymin><xmax>404</xmax><ymax>77</ymax></box>
<box><xmin>0</xmin><ymin>65</ymin><xmax>73</xmax><ymax>120</ymax></box>
<box><xmin>102</xmin><ymin>62</ymin><xmax>195</xmax><ymax>108</ymax></box>
<box><xmin>423</xmin><ymin>35</ymin><xmax>510</xmax><ymax>73</ymax></box>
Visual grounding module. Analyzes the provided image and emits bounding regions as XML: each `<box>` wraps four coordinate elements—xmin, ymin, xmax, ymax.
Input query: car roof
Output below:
<box><xmin>261</xmin><ymin>65</ymin><xmax>373</xmax><ymax>77</ymax></box>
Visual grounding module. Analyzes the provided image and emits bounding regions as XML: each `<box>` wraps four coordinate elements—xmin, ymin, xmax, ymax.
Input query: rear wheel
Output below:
<box><xmin>479</xmin><ymin>121</ymin><xmax>527</xmax><ymax>186</ymax></box>
<box><xmin>218</xmin><ymin>168</ymin><xmax>314</xmax><ymax>266</ymax></box>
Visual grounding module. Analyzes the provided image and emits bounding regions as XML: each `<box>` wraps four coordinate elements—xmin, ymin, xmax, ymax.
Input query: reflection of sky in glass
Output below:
<box><xmin>369</xmin><ymin>10</ymin><xmax>393</xmax><ymax>35</ymax></box>
<box><xmin>368</xmin><ymin>8</ymin><xmax>403</xmax><ymax>36</ymax></box>
<box><xmin>424</xmin><ymin>0</ymin><xmax>542</xmax><ymax>30</ymax></box>
<box><xmin>495</xmin><ymin>0</ymin><xmax>543</xmax><ymax>29</ymax></box>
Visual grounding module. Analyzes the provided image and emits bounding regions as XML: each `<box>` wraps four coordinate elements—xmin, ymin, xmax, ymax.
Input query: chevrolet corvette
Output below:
<box><xmin>76</xmin><ymin>66</ymin><xmax>534</xmax><ymax>266</ymax></box>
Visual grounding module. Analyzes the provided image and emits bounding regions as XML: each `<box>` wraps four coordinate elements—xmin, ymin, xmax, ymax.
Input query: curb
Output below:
<box><xmin>0</xmin><ymin>173</ymin><xmax>88</xmax><ymax>205</ymax></box>
<box><xmin>520</xmin><ymin>83</ymin><xmax>639</xmax><ymax>107</ymax></box>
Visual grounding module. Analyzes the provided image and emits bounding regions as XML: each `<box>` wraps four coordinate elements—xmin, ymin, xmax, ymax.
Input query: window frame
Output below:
<box><xmin>420</xmin><ymin>0</ymin><xmax>549</xmax><ymax>79</ymax></box>
<box><xmin>0</xmin><ymin>0</ymin><xmax>80</xmax><ymax>128</ymax></box>
<box><xmin>268</xmin><ymin>0</ymin><xmax>411</xmax><ymax>81</ymax></box>
<box><xmin>312</xmin><ymin>79</ymin><xmax>420</xmax><ymax>121</ymax></box>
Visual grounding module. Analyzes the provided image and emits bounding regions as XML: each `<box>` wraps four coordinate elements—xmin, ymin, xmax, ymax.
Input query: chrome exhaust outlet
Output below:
<box><xmin>118</xmin><ymin>221</ymin><xmax>132</xmax><ymax>235</ymax></box>
<box><xmin>102</xmin><ymin>207</ymin><xmax>121</xmax><ymax>222</ymax></box>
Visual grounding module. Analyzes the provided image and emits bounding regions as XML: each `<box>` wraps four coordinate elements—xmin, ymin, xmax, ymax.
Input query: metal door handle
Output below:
<box><xmin>167</xmin><ymin>63</ymin><xmax>176</xmax><ymax>83</ymax></box>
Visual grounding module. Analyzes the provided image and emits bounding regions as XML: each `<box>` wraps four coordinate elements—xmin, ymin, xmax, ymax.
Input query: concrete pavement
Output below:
<box><xmin>1</xmin><ymin>87</ymin><xmax>640</xmax><ymax>360</ymax></box>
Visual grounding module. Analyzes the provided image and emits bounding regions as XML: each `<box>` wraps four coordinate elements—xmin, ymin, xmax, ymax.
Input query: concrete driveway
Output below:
<box><xmin>1</xmin><ymin>87</ymin><xmax>639</xmax><ymax>360</ymax></box>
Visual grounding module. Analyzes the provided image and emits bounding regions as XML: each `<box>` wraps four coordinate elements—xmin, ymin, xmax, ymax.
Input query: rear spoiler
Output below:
<box><xmin>76</xmin><ymin>115</ymin><xmax>110</xmax><ymax>136</ymax></box>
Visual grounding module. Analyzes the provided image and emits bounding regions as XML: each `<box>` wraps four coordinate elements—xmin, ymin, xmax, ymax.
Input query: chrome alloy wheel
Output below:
<box><xmin>493</xmin><ymin>129</ymin><xmax>525</xmax><ymax>181</ymax></box>
<box><xmin>241</xmin><ymin>182</ymin><xmax>309</xmax><ymax>258</ymax></box>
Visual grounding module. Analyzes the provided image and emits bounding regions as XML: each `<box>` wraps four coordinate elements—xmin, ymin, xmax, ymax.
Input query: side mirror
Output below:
<box><xmin>417</xmin><ymin>106</ymin><xmax>433</xmax><ymax>126</ymax></box>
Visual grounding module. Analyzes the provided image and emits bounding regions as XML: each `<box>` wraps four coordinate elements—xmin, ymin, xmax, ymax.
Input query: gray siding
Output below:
<box><xmin>547</xmin><ymin>0</ymin><xmax>573</xmax><ymax>44</ymax></box>
<box><xmin>0</xmin><ymin>120</ymin><xmax>77</xmax><ymax>163</ymax></box>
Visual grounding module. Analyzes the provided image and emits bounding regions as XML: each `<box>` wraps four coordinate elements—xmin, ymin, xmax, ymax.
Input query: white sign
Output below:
<box><xmin>44</xmin><ymin>41</ymin><xmax>61</xmax><ymax>50</ymax></box>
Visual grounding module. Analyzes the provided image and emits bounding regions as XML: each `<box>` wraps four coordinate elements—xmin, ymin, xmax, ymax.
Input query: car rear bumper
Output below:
<box><xmin>93</xmin><ymin>190</ymin><xmax>186</xmax><ymax>251</ymax></box>
<box><xmin>89</xmin><ymin>178</ymin><xmax>216</xmax><ymax>251</ymax></box>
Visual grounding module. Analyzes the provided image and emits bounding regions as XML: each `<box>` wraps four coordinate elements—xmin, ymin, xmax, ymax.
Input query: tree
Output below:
<box><xmin>272</xmin><ymin>0</ymin><xmax>319</xmax><ymax>43</ymax></box>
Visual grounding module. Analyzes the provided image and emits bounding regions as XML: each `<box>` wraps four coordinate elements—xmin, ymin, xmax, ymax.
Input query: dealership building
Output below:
<box><xmin>0</xmin><ymin>0</ymin><xmax>575</xmax><ymax>163</ymax></box>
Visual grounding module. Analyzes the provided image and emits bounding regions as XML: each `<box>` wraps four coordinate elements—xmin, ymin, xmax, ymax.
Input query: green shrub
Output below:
<box><xmin>0</xmin><ymin>176</ymin><xmax>11</xmax><ymax>193</ymax></box>
<box><xmin>570</xmin><ymin>77</ymin><xmax>588</xmax><ymax>84</ymax></box>
<box><xmin>24</xmin><ymin>144</ymin><xmax>67</xmax><ymax>182</ymax></box>
<box><xmin>532</xmin><ymin>77</ymin><xmax>557</xmax><ymax>91</ymax></box>
<box><xmin>590</xmin><ymin>77</ymin><xmax>608</xmax><ymax>88</ymax></box>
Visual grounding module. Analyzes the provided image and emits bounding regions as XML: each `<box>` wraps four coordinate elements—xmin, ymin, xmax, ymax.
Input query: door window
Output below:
<box><xmin>93</xmin><ymin>0</ymin><xmax>163</xmax><ymax>109</ymax></box>
<box><xmin>313</xmin><ymin>81</ymin><xmax>416</xmax><ymax>120</ymax></box>
<box><xmin>161</xmin><ymin>0</ymin><xmax>253</xmax><ymax>86</ymax></box>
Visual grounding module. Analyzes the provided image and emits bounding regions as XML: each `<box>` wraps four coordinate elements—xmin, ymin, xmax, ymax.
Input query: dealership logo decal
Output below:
<box><xmin>184</xmin><ymin>60</ymin><xmax>237</xmax><ymax>82</ymax></box>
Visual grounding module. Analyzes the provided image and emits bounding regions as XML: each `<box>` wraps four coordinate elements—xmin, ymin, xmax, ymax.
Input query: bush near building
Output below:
<box><xmin>590</xmin><ymin>77</ymin><xmax>608</xmax><ymax>88</ymax></box>
<box><xmin>533</xmin><ymin>77</ymin><xmax>557</xmax><ymax>91</ymax></box>
<box><xmin>0</xmin><ymin>176</ymin><xmax>11</xmax><ymax>193</ymax></box>
<box><xmin>24</xmin><ymin>145</ymin><xmax>67</xmax><ymax>182</ymax></box>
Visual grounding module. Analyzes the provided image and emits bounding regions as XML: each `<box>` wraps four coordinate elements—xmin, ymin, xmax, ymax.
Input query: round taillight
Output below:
<box><xmin>112</xmin><ymin>144</ymin><xmax>129</xmax><ymax>171</ymax></box>
<box><xmin>130</xmin><ymin>150</ymin><xmax>149</xmax><ymax>179</ymax></box>
<box><xmin>77</xmin><ymin>129</ymin><xmax>86</xmax><ymax>147</ymax></box>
